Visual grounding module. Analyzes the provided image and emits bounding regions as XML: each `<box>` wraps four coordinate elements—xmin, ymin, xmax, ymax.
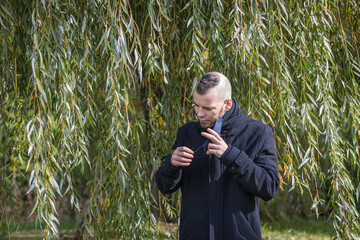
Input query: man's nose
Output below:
<box><xmin>197</xmin><ymin>108</ymin><xmax>205</xmax><ymax>117</ymax></box>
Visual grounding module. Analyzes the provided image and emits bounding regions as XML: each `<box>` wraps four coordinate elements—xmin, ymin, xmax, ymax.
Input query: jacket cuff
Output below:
<box><xmin>163</xmin><ymin>151</ymin><xmax>181</xmax><ymax>175</ymax></box>
<box><xmin>220</xmin><ymin>145</ymin><xmax>238</xmax><ymax>167</ymax></box>
<box><xmin>220</xmin><ymin>145</ymin><xmax>251</xmax><ymax>170</ymax></box>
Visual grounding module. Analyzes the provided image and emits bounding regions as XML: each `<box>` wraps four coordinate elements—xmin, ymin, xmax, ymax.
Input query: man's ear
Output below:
<box><xmin>225</xmin><ymin>99</ymin><xmax>232</xmax><ymax>111</ymax></box>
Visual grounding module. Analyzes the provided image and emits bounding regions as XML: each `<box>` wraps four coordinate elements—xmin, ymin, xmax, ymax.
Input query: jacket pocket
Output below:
<box><xmin>233</xmin><ymin>211</ymin><xmax>260</xmax><ymax>240</ymax></box>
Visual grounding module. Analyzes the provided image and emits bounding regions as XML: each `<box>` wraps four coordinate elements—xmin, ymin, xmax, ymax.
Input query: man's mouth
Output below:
<box><xmin>199</xmin><ymin>120</ymin><xmax>212</xmax><ymax>128</ymax></box>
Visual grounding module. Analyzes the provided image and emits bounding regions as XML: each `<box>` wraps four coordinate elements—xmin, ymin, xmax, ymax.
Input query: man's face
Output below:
<box><xmin>193</xmin><ymin>88</ymin><xmax>227</xmax><ymax>129</ymax></box>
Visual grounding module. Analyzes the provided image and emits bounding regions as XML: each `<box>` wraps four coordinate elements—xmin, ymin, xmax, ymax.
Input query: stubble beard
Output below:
<box><xmin>199</xmin><ymin>120</ymin><xmax>215</xmax><ymax>129</ymax></box>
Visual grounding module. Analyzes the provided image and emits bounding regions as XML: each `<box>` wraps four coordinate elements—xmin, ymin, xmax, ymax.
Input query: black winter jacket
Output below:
<box><xmin>156</xmin><ymin>99</ymin><xmax>279</xmax><ymax>240</ymax></box>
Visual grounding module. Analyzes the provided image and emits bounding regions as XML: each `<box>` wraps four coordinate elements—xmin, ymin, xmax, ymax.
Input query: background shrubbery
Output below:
<box><xmin>1</xmin><ymin>0</ymin><xmax>359</xmax><ymax>239</ymax></box>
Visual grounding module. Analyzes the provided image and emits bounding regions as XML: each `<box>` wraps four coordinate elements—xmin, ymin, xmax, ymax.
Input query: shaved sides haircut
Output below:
<box><xmin>196</xmin><ymin>72</ymin><xmax>232</xmax><ymax>100</ymax></box>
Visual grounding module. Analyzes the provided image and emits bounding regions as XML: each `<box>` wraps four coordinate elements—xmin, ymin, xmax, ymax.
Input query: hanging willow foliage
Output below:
<box><xmin>1</xmin><ymin>0</ymin><xmax>359</xmax><ymax>239</ymax></box>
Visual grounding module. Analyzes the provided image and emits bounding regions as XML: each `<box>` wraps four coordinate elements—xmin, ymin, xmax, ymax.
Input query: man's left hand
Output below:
<box><xmin>201</xmin><ymin>128</ymin><xmax>228</xmax><ymax>158</ymax></box>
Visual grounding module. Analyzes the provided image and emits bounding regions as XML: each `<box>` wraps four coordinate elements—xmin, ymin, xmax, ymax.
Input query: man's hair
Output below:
<box><xmin>196</xmin><ymin>72</ymin><xmax>232</xmax><ymax>99</ymax></box>
<box><xmin>196</xmin><ymin>72</ymin><xmax>220</xmax><ymax>94</ymax></box>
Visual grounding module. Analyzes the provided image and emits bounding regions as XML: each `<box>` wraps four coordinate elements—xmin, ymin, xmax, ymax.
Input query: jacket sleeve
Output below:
<box><xmin>155</xmin><ymin>130</ymin><xmax>183</xmax><ymax>194</ymax></box>
<box><xmin>219</xmin><ymin>126</ymin><xmax>279</xmax><ymax>201</ymax></box>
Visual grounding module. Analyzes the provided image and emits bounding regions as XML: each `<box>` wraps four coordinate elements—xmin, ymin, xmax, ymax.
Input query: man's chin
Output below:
<box><xmin>199</xmin><ymin>122</ymin><xmax>214</xmax><ymax>129</ymax></box>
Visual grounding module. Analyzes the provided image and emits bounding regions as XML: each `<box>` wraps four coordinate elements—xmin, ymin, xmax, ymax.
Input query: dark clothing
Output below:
<box><xmin>156</xmin><ymin>99</ymin><xmax>279</xmax><ymax>240</ymax></box>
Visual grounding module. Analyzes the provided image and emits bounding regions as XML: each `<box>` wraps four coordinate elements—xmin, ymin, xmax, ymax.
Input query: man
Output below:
<box><xmin>156</xmin><ymin>72</ymin><xmax>279</xmax><ymax>240</ymax></box>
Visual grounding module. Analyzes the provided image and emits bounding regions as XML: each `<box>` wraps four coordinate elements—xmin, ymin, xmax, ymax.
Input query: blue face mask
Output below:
<box><xmin>212</xmin><ymin>116</ymin><xmax>223</xmax><ymax>136</ymax></box>
<box><xmin>193</xmin><ymin>116</ymin><xmax>223</xmax><ymax>157</ymax></box>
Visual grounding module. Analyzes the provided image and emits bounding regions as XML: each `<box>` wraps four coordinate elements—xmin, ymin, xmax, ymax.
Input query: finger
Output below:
<box><xmin>173</xmin><ymin>149</ymin><xmax>194</xmax><ymax>160</ymax></box>
<box><xmin>173</xmin><ymin>155</ymin><xmax>192</xmax><ymax>166</ymax></box>
<box><xmin>175</xmin><ymin>148</ymin><xmax>194</xmax><ymax>158</ymax></box>
<box><xmin>174</xmin><ymin>156</ymin><xmax>193</xmax><ymax>163</ymax></box>
<box><xmin>174</xmin><ymin>161</ymin><xmax>191</xmax><ymax>167</ymax></box>
<box><xmin>206</xmin><ymin>148</ymin><xmax>221</xmax><ymax>157</ymax></box>
<box><xmin>178</xmin><ymin>146</ymin><xmax>194</xmax><ymax>154</ymax></box>
<box><xmin>171</xmin><ymin>147</ymin><xmax>194</xmax><ymax>167</ymax></box>
<box><xmin>207</xmin><ymin>143</ymin><xmax>220</xmax><ymax>153</ymax></box>
<box><xmin>201</xmin><ymin>132</ymin><xmax>218</xmax><ymax>143</ymax></box>
<box><xmin>178</xmin><ymin>151</ymin><xmax>194</xmax><ymax>159</ymax></box>
<box><xmin>207</xmin><ymin>143</ymin><xmax>217</xmax><ymax>150</ymax></box>
<box><xmin>206</xmin><ymin>148</ymin><xmax>217</xmax><ymax>156</ymax></box>
<box><xmin>206</xmin><ymin>128</ymin><xmax>222</xmax><ymax>140</ymax></box>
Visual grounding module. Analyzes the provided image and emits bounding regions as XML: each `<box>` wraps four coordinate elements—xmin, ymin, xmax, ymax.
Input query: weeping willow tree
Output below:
<box><xmin>1</xmin><ymin>0</ymin><xmax>359</xmax><ymax>239</ymax></box>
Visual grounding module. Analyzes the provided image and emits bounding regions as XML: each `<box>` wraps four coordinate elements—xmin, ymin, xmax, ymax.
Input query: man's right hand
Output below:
<box><xmin>171</xmin><ymin>147</ymin><xmax>194</xmax><ymax>167</ymax></box>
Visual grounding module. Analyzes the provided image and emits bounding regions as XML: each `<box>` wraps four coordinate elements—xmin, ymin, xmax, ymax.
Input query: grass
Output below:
<box><xmin>1</xmin><ymin>218</ymin><xmax>335</xmax><ymax>239</ymax></box>
<box><xmin>157</xmin><ymin>218</ymin><xmax>336</xmax><ymax>240</ymax></box>
<box><xmin>261</xmin><ymin>218</ymin><xmax>335</xmax><ymax>240</ymax></box>
<box><xmin>0</xmin><ymin>219</ymin><xmax>77</xmax><ymax>240</ymax></box>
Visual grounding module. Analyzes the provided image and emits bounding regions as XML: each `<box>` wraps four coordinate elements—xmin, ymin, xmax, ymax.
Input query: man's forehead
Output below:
<box><xmin>193</xmin><ymin>90</ymin><xmax>221</xmax><ymax>106</ymax></box>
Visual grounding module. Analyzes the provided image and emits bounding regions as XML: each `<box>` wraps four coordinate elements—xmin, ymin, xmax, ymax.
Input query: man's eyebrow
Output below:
<box><xmin>192</xmin><ymin>99</ymin><xmax>216</xmax><ymax>107</ymax></box>
<box><xmin>203</xmin><ymin>106</ymin><xmax>216</xmax><ymax>110</ymax></box>
<box><xmin>192</xmin><ymin>102</ymin><xmax>216</xmax><ymax>109</ymax></box>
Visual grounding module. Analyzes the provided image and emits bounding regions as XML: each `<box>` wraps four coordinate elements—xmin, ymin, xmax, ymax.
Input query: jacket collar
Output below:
<box><xmin>222</xmin><ymin>98</ymin><xmax>242</xmax><ymax>125</ymax></box>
